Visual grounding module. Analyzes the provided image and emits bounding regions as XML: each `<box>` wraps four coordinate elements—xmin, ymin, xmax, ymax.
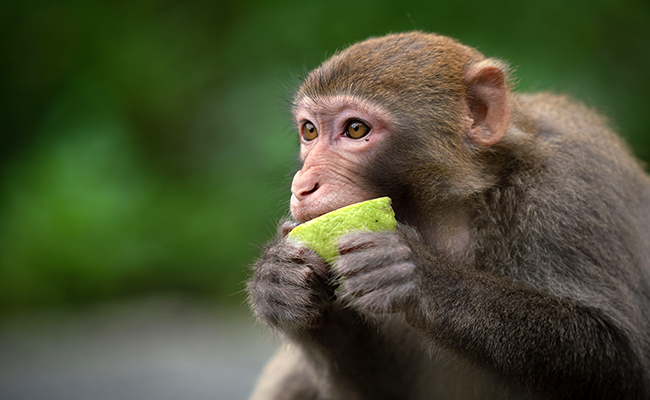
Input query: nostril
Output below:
<box><xmin>304</xmin><ymin>183</ymin><xmax>319</xmax><ymax>195</ymax></box>
<box><xmin>294</xmin><ymin>183</ymin><xmax>319</xmax><ymax>200</ymax></box>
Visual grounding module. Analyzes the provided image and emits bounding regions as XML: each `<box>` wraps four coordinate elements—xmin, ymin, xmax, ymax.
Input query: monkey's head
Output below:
<box><xmin>290</xmin><ymin>31</ymin><xmax>511</xmax><ymax>223</ymax></box>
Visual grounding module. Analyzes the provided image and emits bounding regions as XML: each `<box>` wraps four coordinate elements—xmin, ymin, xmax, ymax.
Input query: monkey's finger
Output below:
<box><xmin>338</xmin><ymin>231</ymin><xmax>390</xmax><ymax>255</ymax></box>
<box><xmin>309</xmin><ymin>257</ymin><xmax>336</xmax><ymax>283</ymax></box>
<box><xmin>337</xmin><ymin>243</ymin><xmax>413</xmax><ymax>276</ymax></box>
<box><xmin>340</xmin><ymin>262</ymin><xmax>416</xmax><ymax>295</ymax></box>
<box><xmin>273</xmin><ymin>239</ymin><xmax>327</xmax><ymax>267</ymax></box>
<box><xmin>251</xmin><ymin>281</ymin><xmax>328</xmax><ymax>330</ymax></box>
<box><xmin>257</xmin><ymin>263</ymin><xmax>314</xmax><ymax>286</ymax></box>
<box><xmin>346</xmin><ymin>283</ymin><xmax>417</xmax><ymax>315</ymax></box>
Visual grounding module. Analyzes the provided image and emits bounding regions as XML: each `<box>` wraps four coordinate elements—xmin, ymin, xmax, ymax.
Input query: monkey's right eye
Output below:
<box><xmin>302</xmin><ymin>122</ymin><xmax>318</xmax><ymax>141</ymax></box>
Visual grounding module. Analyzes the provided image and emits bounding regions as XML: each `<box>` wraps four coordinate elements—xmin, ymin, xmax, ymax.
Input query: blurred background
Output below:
<box><xmin>0</xmin><ymin>0</ymin><xmax>648</xmax><ymax>399</ymax></box>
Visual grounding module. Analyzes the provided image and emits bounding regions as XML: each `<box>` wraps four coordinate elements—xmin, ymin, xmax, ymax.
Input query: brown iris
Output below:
<box><xmin>346</xmin><ymin>121</ymin><xmax>370</xmax><ymax>139</ymax></box>
<box><xmin>301</xmin><ymin>122</ymin><xmax>318</xmax><ymax>141</ymax></box>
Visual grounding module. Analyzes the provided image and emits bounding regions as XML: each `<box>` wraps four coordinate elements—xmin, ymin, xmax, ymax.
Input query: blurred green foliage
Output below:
<box><xmin>0</xmin><ymin>0</ymin><xmax>648</xmax><ymax>313</ymax></box>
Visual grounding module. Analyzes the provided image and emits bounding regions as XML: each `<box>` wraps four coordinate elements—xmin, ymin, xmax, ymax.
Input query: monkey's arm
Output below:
<box><xmin>337</xmin><ymin>228</ymin><xmax>648</xmax><ymax>399</ymax></box>
<box><xmin>248</xmin><ymin>222</ymin><xmax>427</xmax><ymax>399</ymax></box>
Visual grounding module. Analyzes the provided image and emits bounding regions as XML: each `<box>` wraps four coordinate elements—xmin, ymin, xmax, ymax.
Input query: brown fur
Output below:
<box><xmin>247</xmin><ymin>31</ymin><xmax>650</xmax><ymax>399</ymax></box>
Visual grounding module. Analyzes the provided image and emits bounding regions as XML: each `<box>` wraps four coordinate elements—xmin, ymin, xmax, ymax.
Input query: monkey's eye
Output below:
<box><xmin>345</xmin><ymin>121</ymin><xmax>370</xmax><ymax>139</ymax></box>
<box><xmin>301</xmin><ymin>122</ymin><xmax>318</xmax><ymax>141</ymax></box>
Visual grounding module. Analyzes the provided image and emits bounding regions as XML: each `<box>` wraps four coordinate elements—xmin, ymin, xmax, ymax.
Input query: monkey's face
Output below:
<box><xmin>290</xmin><ymin>95</ymin><xmax>394</xmax><ymax>222</ymax></box>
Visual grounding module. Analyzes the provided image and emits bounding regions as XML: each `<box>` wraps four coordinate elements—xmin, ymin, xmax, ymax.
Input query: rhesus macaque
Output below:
<box><xmin>247</xmin><ymin>31</ymin><xmax>650</xmax><ymax>399</ymax></box>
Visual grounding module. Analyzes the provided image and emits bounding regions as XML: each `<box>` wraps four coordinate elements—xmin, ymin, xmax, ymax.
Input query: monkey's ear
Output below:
<box><xmin>464</xmin><ymin>63</ymin><xmax>510</xmax><ymax>147</ymax></box>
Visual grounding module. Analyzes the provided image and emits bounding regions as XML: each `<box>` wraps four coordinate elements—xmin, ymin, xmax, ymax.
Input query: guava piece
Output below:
<box><xmin>288</xmin><ymin>197</ymin><xmax>396</xmax><ymax>265</ymax></box>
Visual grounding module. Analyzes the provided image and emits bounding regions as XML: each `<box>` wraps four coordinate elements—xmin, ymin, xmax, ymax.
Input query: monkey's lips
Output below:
<box><xmin>290</xmin><ymin>190</ymin><xmax>371</xmax><ymax>222</ymax></box>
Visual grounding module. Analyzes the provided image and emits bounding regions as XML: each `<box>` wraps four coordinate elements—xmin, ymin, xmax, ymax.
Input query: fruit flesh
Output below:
<box><xmin>288</xmin><ymin>197</ymin><xmax>396</xmax><ymax>265</ymax></box>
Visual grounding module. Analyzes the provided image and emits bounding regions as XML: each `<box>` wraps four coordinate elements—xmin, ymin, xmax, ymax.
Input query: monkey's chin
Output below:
<box><xmin>290</xmin><ymin>194</ymin><xmax>326</xmax><ymax>222</ymax></box>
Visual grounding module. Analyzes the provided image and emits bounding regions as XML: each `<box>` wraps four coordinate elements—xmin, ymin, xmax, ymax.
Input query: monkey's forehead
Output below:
<box><xmin>294</xmin><ymin>32</ymin><xmax>483</xmax><ymax>107</ymax></box>
<box><xmin>293</xmin><ymin>94</ymin><xmax>390</xmax><ymax>116</ymax></box>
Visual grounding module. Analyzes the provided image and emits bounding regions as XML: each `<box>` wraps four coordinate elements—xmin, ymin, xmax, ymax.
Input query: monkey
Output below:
<box><xmin>246</xmin><ymin>31</ymin><xmax>650</xmax><ymax>399</ymax></box>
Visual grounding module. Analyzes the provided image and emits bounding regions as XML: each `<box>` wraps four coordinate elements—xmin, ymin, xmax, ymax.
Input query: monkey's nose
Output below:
<box><xmin>293</xmin><ymin>183</ymin><xmax>319</xmax><ymax>201</ymax></box>
<box><xmin>291</xmin><ymin>168</ymin><xmax>321</xmax><ymax>201</ymax></box>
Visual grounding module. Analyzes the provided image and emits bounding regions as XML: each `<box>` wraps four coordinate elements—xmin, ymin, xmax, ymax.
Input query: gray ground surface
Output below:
<box><xmin>0</xmin><ymin>297</ymin><xmax>279</xmax><ymax>400</ymax></box>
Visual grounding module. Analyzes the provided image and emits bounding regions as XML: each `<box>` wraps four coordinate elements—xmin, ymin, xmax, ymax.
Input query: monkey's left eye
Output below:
<box><xmin>345</xmin><ymin>121</ymin><xmax>370</xmax><ymax>139</ymax></box>
<box><xmin>302</xmin><ymin>122</ymin><xmax>318</xmax><ymax>141</ymax></box>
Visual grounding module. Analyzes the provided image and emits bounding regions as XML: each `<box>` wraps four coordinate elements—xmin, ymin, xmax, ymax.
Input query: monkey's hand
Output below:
<box><xmin>247</xmin><ymin>221</ymin><xmax>337</xmax><ymax>332</ymax></box>
<box><xmin>337</xmin><ymin>227</ymin><xmax>419</xmax><ymax>317</ymax></box>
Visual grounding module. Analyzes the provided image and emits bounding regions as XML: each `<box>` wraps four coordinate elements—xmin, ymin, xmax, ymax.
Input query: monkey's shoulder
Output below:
<box><xmin>515</xmin><ymin>92</ymin><xmax>645</xmax><ymax>177</ymax></box>
<box><xmin>517</xmin><ymin>92</ymin><xmax>611</xmax><ymax>140</ymax></box>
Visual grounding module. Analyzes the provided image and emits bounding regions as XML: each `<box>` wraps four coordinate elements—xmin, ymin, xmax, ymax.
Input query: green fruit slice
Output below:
<box><xmin>288</xmin><ymin>197</ymin><xmax>396</xmax><ymax>265</ymax></box>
